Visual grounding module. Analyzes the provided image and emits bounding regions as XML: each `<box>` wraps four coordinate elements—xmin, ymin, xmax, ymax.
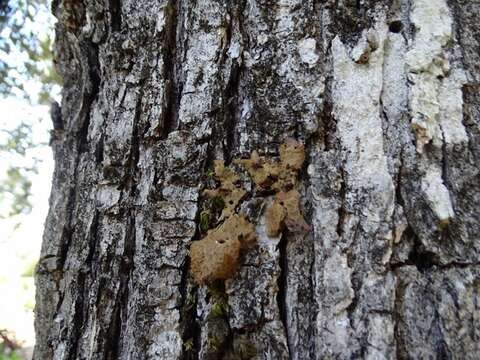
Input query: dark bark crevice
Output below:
<box><xmin>104</xmin><ymin>295</ymin><xmax>122</xmax><ymax>360</ymax></box>
<box><xmin>438</xmin><ymin>126</ymin><xmax>457</xmax><ymax>216</ymax></box>
<box><xmin>461</xmin><ymin>84</ymin><xmax>480</xmax><ymax>160</ymax></box>
<box><xmin>78</xmin><ymin>41</ymin><xmax>101</xmax><ymax>154</ymax></box>
<box><xmin>161</xmin><ymin>0</ymin><xmax>183</xmax><ymax>139</ymax></box>
<box><xmin>222</xmin><ymin>61</ymin><xmax>241</xmax><ymax>163</ymax></box>
<box><xmin>108</xmin><ymin>0</ymin><xmax>122</xmax><ymax>32</ymax></box>
<box><xmin>53</xmin><ymin>31</ymin><xmax>101</xmax><ymax>279</ymax></box>
<box><xmin>276</xmin><ymin>233</ymin><xmax>291</xmax><ymax>357</ymax></box>
<box><xmin>180</xmin><ymin>142</ymin><xmax>210</xmax><ymax>359</ymax></box>
<box><xmin>395</xmin><ymin>147</ymin><xmax>405</xmax><ymax>208</ymax></box>
<box><xmin>109</xmin><ymin>213</ymin><xmax>136</xmax><ymax>359</ymax></box>
<box><xmin>345</xmin><ymin>274</ymin><xmax>360</xmax><ymax>337</ymax></box>
<box><xmin>68</xmin><ymin>272</ymin><xmax>87</xmax><ymax>360</ymax></box>
<box><xmin>390</xmin><ymin>226</ymin><xmax>480</xmax><ymax>272</ymax></box>
<box><xmin>126</xmin><ymin>90</ymin><xmax>143</xmax><ymax>195</ymax></box>
<box><xmin>336</xmin><ymin>165</ymin><xmax>347</xmax><ymax>238</ymax></box>
<box><xmin>179</xmin><ymin>274</ymin><xmax>200</xmax><ymax>360</ymax></box>
<box><xmin>393</xmin><ymin>277</ymin><xmax>406</xmax><ymax>360</ymax></box>
<box><xmin>407</xmin><ymin>234</ymin><xmax>439</xmax><ymax>272</ymax></box>
<box><xmin>86</xmin><ymin>211</ymin><xmax>101</xmax><ymax>277</ymax></box>
<box><xmin>389</xmin><ymin>226</ymin><xmax>437</xmax><ymax>272</ymax></box>
<box><xmin>217</xmin><ymin>2</ymin><xmax>245</xmax><ymax>163</ymax></box>
<box><xmin>179</xmin><ymin>216</ymin><xmax>200</xmax><ymax>359</ymax></box>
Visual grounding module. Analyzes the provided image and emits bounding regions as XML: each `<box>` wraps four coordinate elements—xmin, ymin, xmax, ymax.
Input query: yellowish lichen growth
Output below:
<box><xmin>190</xmin><ymin>214</ymin><xmax>256</xmax><ymax>284</ymax></box>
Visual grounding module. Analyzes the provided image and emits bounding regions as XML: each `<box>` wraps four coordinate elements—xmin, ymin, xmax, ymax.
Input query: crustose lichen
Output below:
<box><xmin>190</xmin><ymin>139</ymin><xmax>309</xmax><ymax>284</ymax></box>
<box><xmin>190</xmin><ymin>214</ymin><xmax>256</xmax><ymax>284</ymax></box>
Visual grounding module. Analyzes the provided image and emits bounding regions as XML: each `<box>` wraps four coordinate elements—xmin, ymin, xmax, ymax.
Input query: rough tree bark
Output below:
<box><xmin>35</xmin><ymin>0</ymin><xmax>479</xmax><ymax>359</ymax></box>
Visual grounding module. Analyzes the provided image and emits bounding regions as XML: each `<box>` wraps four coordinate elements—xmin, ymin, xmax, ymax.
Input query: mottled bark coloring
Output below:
<box><xmin>35</xmin><ymin>0</ymin><xmax>480</xmax><ymax>359</ymax></box>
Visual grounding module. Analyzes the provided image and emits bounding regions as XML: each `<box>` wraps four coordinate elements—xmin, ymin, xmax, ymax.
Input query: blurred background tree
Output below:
<box><xmin>0</xmin><ymin>1</ymin><xmax>59</xmax><ymax>358</ymax></box>
<box><xmin>0</xmin><ymin>0</ymin><xmax>60</xmax><ymax>219</ymax></box>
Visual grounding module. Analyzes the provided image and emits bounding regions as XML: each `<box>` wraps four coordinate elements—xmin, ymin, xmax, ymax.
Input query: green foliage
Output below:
<box><xmin>198</xmin><ymin>196</ymin><xmax>225</xmax><ymax>234</ymax></box>
<box><xmin>199</xmin><ymin>210</ymin><xmax>212</xmax><ymax>233</ymax></box>
<box><xmin>207</xmin><ymin>282</ymin><xmax>229</xmax><ymax>317</ymax></box>
<box><xmin>210</xmin><ymin>196</ymin><xmax>225</xmax><ymax>213</ymax></box>
<box><xmin>183</xmin><ymin>338</ymin><xmax>194</xmax><ymax>352</ymax></box>
<box><xmin>210</xmin><ymin>302</ymin><xmax>226</xmax><ymax>317</ymax></box>
<box><xmin>0</xmin><ymin>339</ymin><xmax>22</xmax><ymax>360</ymax></box>
<box><xmin>0</xmin><ymin>349</ymin><xmax>22</xmax><ymax>360</ymax></box>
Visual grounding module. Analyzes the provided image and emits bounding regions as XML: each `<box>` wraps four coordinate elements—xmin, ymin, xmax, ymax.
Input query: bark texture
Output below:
<box><xmin>35</xmin><ymin>0</ymin><xmax>480</xmax><ymax>359</ymax></box>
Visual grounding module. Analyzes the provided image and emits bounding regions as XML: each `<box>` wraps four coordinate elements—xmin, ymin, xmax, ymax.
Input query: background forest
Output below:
<box><xmin>0</xmin><ymin>0</ymin><xmax>58</xmax><ymax>358</ymax></box>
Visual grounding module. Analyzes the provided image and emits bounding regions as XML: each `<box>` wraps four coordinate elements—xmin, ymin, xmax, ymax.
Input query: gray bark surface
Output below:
<box><xmin>35</xmin><ymin>0</ymin><xmax>480</xmax><ymax>359</ymax></box>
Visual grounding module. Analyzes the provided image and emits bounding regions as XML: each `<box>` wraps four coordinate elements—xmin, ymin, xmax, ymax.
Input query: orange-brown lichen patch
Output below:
<box><xmin>203</xmin><ymin>160</ymin><xmax>246</xmax><ymax>220</ymax></box>
<box><xmin>190</xmin><ymin>215</ymin><xmax>256</xmax><ymax>284</ymax></box>
<box><xmin>204</xmin><ymin>186</ymin><xmax>246</xmax><ymax>221</ymax></box>
<box><xmin>277</xmin><ymin>190</ymin><xmax>310</xmax><ymax>234</ymax></box>
<box><xmin>270</xmin><ymin>168</ymin><xmax>298</xmax><ymax>192</ymax></box>
<box><xmin>265</xmin><ymin>200</ymin><xmax>287</xmax><ymax>237</ymax></box>
<box><xmin>234</xmin><ymin>151</ymin><xmax>281</xmax><ymax>190</ymax></box>
<box><xmin>193</xmin><ymin>140</ymin><xmax>308</xmax><ymax>284</ymax></box>
<box><xmin>213</xmin><ymin>159</ymin><xmax>240</xmax><ymax>185</ymax></box>
<box><xmin>235</xmin><ymin>138</ymin><xmax>305</xmax><ymax>192</ymax></box>
<box><xmin>265</xmin><ymin>190</ymin><xmax>310</xmax><ymax>237</ymax></box>
<box><xmin>279</xmin><ymin>139</ymin><xmax>305</xmax><ymax>170</ymax></box>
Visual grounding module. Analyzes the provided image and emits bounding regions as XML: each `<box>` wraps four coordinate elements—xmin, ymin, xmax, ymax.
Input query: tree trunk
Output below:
<box><xmin>35</xmin><ymin>0</ymin><xmax>480</xmax><ymax>359</ymax></box>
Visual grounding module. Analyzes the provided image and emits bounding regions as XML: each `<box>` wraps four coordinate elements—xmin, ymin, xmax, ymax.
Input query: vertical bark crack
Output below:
<box><xmin>161</xmin><ymin>0</ymin><xmax>183</xmax><ymax>139</ymax></box>
<box><xmin>336</xmin><ymin>165</ymin><xmax>347</xmax><ymax>237</ymax></box>
<box><xmin>276</xmin><ymin>233</ymin><xmax>291</xmax><ymax>357</ymax></box>
<box><xmin>78</xmin><ymin>41</ymin><xmax>101</xmax><ymax>154</ymax></box>
<box><xmin>127</xmin><ymin>90</ymin><xmax>143</xmax><ymax>194</ymax></box>
<box><xmin>222</xmin><ymin>62</ymin><xmax>241</xmax><ymax>162</ymax></box>
<box><xmin>108</xmin><ymin>0</ymin><xmax>122</xmax><ymax>32</ymax></box>
<box><xmin>107</xmin><ymin>212</ymin><xmax>136</xmax><ymax>358</ymax></box>
<box><xmin>68</xmin><ymin>272</ymin><xmax>87</xmax><ymax>360</ymax></box>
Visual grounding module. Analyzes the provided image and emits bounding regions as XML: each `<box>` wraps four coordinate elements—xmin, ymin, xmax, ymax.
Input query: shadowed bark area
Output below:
<box><xmin>35</xmin><ymin>0</ymin><xmax>480</xmax><ymax>359</ymax></box>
